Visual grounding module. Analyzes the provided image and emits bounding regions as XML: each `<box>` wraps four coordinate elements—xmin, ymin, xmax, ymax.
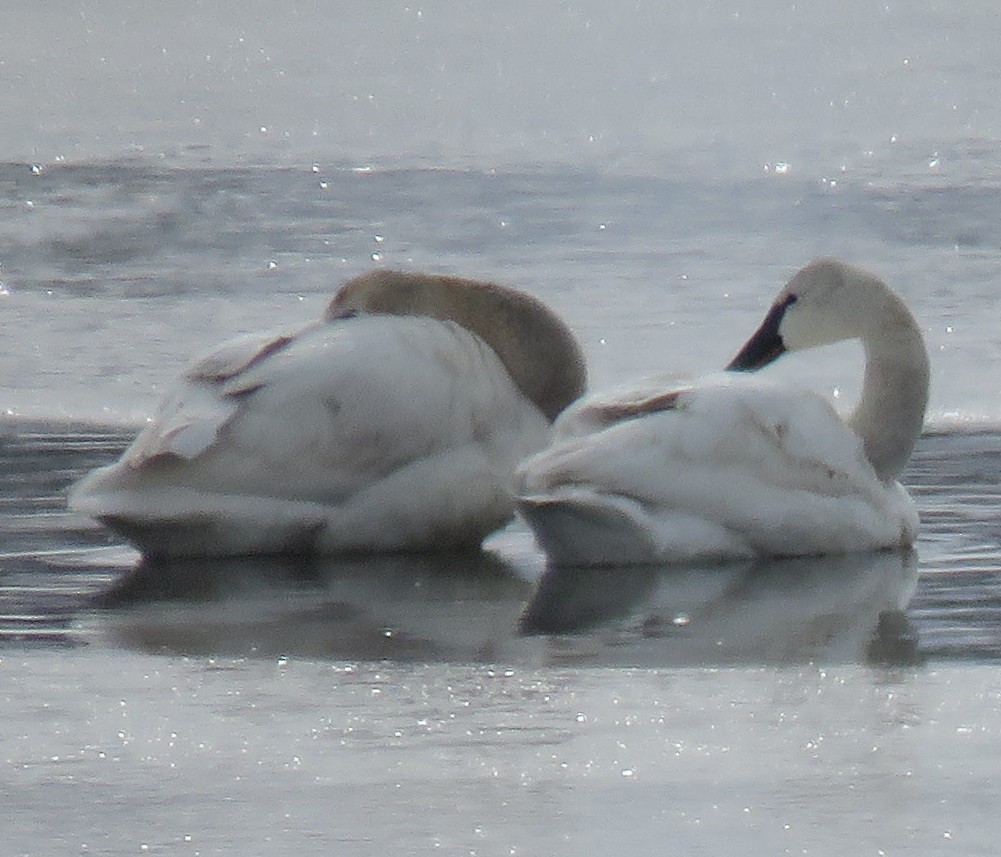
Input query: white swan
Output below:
<box><xmin>70</xmin><ymin>270</ymin><xmax>587</xmax><ymax>558</ymax></box>
<box><xmin>516</xmin><ymin>258</ymin><xmax>930</xmax><ymax>566</ymax></box>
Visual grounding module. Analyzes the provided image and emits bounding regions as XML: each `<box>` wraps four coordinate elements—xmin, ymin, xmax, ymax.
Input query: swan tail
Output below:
<box><xmin>516</xmin><ymin>491</ymin><xmax>661</xmax><ymax>567</ymax></box>
<box><xmin>517</xmin><ymin>488</ymin><xmax>760</xmax><ymax>567</ymax></box>
<box><xmin>68</xmin><ymin>466</ymin><xmax>328</xmax><ymax>557</ymax></box>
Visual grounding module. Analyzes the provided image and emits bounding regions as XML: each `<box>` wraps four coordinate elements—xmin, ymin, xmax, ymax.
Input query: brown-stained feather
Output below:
<box><xmin>586</xmin><ymin>388</ymin><xmax>688</xmax><ymax>425</ymax></box>
<box><xmin>186</xmin><ymin>334</ymin><xmax>297</xmax><ymax>385</ymax></box>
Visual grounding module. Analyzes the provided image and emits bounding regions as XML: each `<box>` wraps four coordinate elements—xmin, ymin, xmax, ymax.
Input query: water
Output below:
<box><xmin>4</xmin><ymin>1</ymin><xmax>1001</xmax><ymax>854</ymax></box>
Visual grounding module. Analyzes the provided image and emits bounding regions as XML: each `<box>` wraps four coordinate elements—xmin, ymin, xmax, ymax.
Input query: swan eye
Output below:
<box><xmin>783</xmin><ymin>293</ymin><xmax>798</xmax><ymax>308</ymax></box>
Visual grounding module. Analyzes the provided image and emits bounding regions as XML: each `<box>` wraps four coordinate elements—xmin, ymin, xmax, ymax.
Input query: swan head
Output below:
<box><xmin>727</xmin><ymin>257</ymin><xmax>909</xmax><ymax>371</ymax></box>
<box><xmin>326</xmin><ymin>269</ymin><xmax>458</xmax><ymax>321</ymax></box>
<box><xmin>726</xmin><ymin>258</ymin><xmax>929</xmax><ymax>481</ymax></box>
<box><xmin>326</xmin><ymin>270</ymin><xmax>588</xmax><ymax>421</ymax></box>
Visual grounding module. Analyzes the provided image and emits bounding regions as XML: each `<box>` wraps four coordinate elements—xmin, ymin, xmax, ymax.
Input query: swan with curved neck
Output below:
<box><xmin>517</xmin><ymin>258</ymin><xmax>929</xmax><ymax>567</ymax></box>
<box><xmin>70</xmin><ymin>269</ymin><xmax>587</xmax><ymax>558</ymax></box>
<box><xmin>727</xmin><ymin>257</ymin><xmax>929</xmax><ymax>481</ymax></box>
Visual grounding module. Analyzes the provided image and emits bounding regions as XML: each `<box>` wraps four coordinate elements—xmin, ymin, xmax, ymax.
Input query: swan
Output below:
<box><xmin>516</xmin><ymin>257</ymin><xmax>930</xmax><ymax>566</ymax></box>
<box><xmin>69</xmin><ymin>270</ymin><xmax>587</xmax><ymax>558</ymax></box>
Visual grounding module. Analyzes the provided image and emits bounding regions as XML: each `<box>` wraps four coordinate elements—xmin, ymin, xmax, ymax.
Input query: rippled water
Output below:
<box><xmin>3</xmin><ymin>424</ymin><xmax>1001</xmax><ymax>857</ymax></box>
<box><xmin>5</xmin><ymin>0</ymin><xmax>1001</xmax><ymax>853</ymax></box>
<box><xmin>4</xmin><ymin>423</ymin><xmax>999</xmax><ymax>856</ymax></box>
<box><xmin>5</xmin><ymin>160</ymin><xmax>1001</xmax><ymax>426</ymax></box>
<box><xmin>3</xmin><ymin>424</ymin><xmax>998</xmax><ymax>663</ymax></box>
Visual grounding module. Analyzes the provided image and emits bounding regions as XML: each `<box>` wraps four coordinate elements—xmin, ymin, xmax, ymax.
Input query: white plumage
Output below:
<box><xmin>517</xmin><ymin>258</ymin><xmax>929</xmax><ymax>566</ymax></box>
<box><xmin>70</xmin><ymin>270</ymin><xmax>587</xmax><ymax>558</ymax></box>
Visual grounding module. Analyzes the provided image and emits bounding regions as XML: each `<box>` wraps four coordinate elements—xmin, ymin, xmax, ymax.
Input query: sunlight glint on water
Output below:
<box><xmin>3</xmin><ymin>1</ymin><xmax>1001</xmax><ymax>854</ymax></box>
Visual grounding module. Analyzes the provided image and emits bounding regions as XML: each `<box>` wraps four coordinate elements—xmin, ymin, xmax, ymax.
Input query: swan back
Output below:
<box><xmin>326</xmin><ymin>270</ymin><xmax>587</xmax><ymax>421</ymax></box>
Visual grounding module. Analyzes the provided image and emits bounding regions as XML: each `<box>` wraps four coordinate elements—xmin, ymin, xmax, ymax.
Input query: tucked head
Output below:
<box><xmin>727</xmin><ymin>257</ymin><xmax>917</xmax><ymax>371</ymax></box>
<box><xmin>326</xmin><ymin>269</ymin><xmax>461</xmax><ymax>321</ymax></box>
<box><xmin>326</xmin><ymin>270</ymin><xmax>588</xmax><ymax>421</ymax></box>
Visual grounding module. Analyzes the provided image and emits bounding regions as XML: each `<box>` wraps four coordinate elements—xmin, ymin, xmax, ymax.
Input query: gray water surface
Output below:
<box><xmin>6</xmin><ymin>649</ymin><xmax>1001</xmax><ymax>857</ymax></box>
<box><xmin>2</xmin><ymin>427</ymin><xmax>1000</xmax><ymax>856</ymax></box>
<box><xmin>2</xmin><ymin>424</ymin><xmax>998</xmax><ymax>665</ymax></box>
<box><xmin>6</xmin><ymin>0</ymin><xmax>1001</xmax><ymax>853</ymax></box>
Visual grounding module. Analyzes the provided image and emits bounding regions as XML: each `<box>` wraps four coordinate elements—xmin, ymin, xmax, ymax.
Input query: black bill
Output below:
<box><xmin>726</xmin><ymin>294</ymin><xmax>795</xmax><ymax>371</ymax></box>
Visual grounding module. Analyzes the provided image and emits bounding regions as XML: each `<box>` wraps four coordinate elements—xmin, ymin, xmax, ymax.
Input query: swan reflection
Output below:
<box><xmin>521</xmin><ymin>549</ymin><xmax>921</xmax><ymax>666</ymax></box>
<box><xmin>94</xmin><ymin>548</ymin><xmax>921</xmax><ymax>667</ymax></box>
<box><xmin>96</xmin><ymin>551</ymin><xmax>535</xmax><ymax>663</ymax></box>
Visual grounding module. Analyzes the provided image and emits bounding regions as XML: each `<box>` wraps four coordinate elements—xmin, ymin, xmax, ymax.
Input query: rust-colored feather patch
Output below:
<box><xmin>587</xmin><ymin>388</ymin><xmax>689</xmax><ymax>425</ymax></box>
<box><xmin>186</xmin><ymin>333</ymin><xmax>297</xmax><ymax>385</ymax></box>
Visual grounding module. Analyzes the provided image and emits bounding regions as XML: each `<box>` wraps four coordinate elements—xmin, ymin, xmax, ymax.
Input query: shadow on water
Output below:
<box><xmin>86</xmin><ymin>547</ymin><xmax>923</xmax><ymax>668</ymax></box>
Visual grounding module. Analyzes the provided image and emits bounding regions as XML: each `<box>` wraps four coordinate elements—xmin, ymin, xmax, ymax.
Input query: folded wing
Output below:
<box><xmin>517</xmin><ymin>374</ymin><xmax>917</xmax><ymax>565</ymax></box>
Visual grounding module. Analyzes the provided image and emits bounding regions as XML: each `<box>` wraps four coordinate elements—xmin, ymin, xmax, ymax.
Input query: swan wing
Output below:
<box><xmin>121</xmin><ymin>326</ymin><xmax>307</xmax><ymax>465</ymax></box>
<box><xmin>72</xmin><ymin>316</ymin><xmax>550</xmax><ymax>555</ymax></box>
<box><xmin>131</xmin><ymin>316</ymin><xmax>545</xmax><ymax>496</ymax></box>
<box><xmin>518</xmin><ymin>373</ymin><xmax>917</xmax><ymax>565</ymax></box>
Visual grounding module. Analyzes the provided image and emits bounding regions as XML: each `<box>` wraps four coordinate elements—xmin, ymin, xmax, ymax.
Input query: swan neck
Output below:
<box><xmin>450</xmin><ymin>289</ymin><xmax>588</xmax><ymax>422</ymax></box>
<box><xmin>328</xmin><ymin>271</ymin><xmax>588</xmax><ymax>421</ymax></box>
<box><xmin>849</xmin><ymin>321</ymin><xmax>929</xmax><ymax>481</ymax></box>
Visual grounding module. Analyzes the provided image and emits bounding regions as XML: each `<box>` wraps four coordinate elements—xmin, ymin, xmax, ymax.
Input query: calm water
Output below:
<box><xmin>4</xmin><ymin>1</ymin><xmax>1001</xmax><ymax>855</ymax></box>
